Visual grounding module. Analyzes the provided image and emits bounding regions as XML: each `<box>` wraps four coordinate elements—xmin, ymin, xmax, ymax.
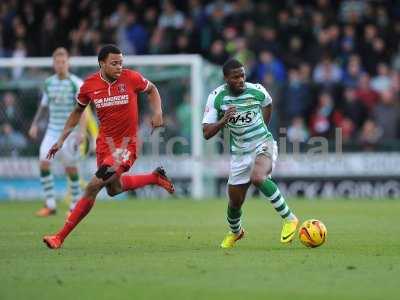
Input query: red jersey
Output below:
<box><xmin>77</xmin><ymin>69</ymin><xmax>148</xmax><ymax>170</ymax></box>
<box><xmin>77</xmin><ymin>69</ymin><xmax>148</xmax><ymax>149</ymax></box>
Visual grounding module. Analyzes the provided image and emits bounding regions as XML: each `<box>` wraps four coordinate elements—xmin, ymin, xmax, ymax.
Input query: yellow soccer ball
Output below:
<box><xmin>298</xmin><ymin>219</ymin><xmax>327</xmax><ymax>248</ymax></box>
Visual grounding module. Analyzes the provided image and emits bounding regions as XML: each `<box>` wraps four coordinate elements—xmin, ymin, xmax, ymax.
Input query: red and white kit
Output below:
<box><xmin>77</xmin><ymin>69</ymin><xmax>149</xmax><ymax>172</ymax></box>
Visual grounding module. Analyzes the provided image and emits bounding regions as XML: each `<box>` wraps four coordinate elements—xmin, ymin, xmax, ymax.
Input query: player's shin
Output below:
<box><xmin>40</xmin><ymin>169</ymin><xmax>56</xmax><ymax>210</ymax></box>
<box><xmin>227</xmin><ymin>205</ymin><xmax>242</xmax><ymax>234</ymax></box>
<box><xmin>258</xmin><ymin>179</ymin><xmax>296</xmax><ymax>220</ymax></box>
<box><xmin>68</xmin><ymin>172</ymin><xmax>81</xmax><ymax>211</ymax></box>
<box><xmin>56</xmin><ymin>197</ymin><xmax>95</xmax><ymax>241</ymax></box>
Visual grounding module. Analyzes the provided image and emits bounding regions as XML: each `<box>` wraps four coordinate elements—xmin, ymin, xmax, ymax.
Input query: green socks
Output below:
<box><xmin>258</xmin><ymin>179</ymin><xmax>296</xmax><ymax>220</ymax></box>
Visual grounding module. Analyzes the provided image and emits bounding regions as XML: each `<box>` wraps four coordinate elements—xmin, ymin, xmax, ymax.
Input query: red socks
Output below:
<box><xmin>57</xmin><ymin>197</ymin><xmax>95</xmax><ymax>241</ymax></box>
<box><xmin>56</xmin><ymin>174</ymin><xmax>159</xmax><ymax>241</ymax></box>
<box><xmin>120</xmin><ymin>173</ymin><xmax>158</xmax><ymax>191</ymax></box>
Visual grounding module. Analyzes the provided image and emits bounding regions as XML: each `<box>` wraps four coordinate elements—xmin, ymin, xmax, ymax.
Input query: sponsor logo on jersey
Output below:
<box><xmin>93</xmin><ymin>94</ymin><xmax>129</xmax><ymax>108</ymax></box>
<box><xmin>228</xmin><ymin>111</ymin><xmax>257</xmax><ymax>125</ymax></box>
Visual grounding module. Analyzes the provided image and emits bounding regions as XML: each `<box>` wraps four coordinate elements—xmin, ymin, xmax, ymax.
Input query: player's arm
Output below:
<box><xmin>29</xmin><ymin>105</ymin><xmax>48</xmax><ymax>139</ymax></box>
<box><xmin>29</xmin><ymin>90</ymin><xmax>49</xmax><ymax>139</ymax></box>
<box><xmin>262</xmin><ymin>104</ymin><xmax>272</xmax><ymax>126</ymax></box>
<box><xmin>144</xmin><ymin>81</ymin><xmax>163</xmax><ymax>132</ymax></box>
<box><xmin>47</xmin><ymin>104</ymin><xmax>86</xmax><ymax>159</ymax></box>
<box><xmin>203</xmin><ymin>107</ymin><xmax>236</xmax><ymax>140</ymax></box>
<box><xmin>258</xmin><ymin>83</ymin><xmax>273</xmax><ymax>126</ymax></box>
<box><xmin>78</xmin><ymin>108</ymin><xmax>88</xmax><ymax>143</ymax></box>
<box><xmin>202</xmin><ymin>91</ymin><xmax>236</xmax><ymax>140</ymax></box>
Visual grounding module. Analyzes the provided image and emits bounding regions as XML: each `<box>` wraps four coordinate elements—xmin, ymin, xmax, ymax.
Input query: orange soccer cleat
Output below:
<box><xmin>35</xmin><ymin>207</ymin><xmax>56</xmax><ymax>217</ymax></box>
<box><xmin>153</xmin><ymin>167</ymin><xmax>175</xmax><ymax>194</ymax></box>
<box><xmin>43</xmin><ymin>235</ymin><xmax>63</xmax><ymax>249</ymax></box>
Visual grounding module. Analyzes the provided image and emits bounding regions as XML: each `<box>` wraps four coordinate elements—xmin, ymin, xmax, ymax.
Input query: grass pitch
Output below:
<box><xmin>0</xmin><ymin>198</ymin><xmax>399</xmax><ymax>300</ymax></box>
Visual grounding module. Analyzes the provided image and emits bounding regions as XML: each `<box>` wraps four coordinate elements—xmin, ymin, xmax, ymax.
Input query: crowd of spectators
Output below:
<box><xmin>1</xmin><ymin>0</ymin><xmax>400</xmax><ymax>153</ymax></box>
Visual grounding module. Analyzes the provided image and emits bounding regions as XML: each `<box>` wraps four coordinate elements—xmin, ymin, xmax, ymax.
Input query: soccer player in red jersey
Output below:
<box><xmin>42</xmin><ymin>45</ymin><xmax>175</xmax><ymax>249</ymax></box>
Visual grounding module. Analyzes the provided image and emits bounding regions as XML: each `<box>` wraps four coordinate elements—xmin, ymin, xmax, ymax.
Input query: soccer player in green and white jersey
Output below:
<box><xmin>29</xmin><ymin>48</ymin><xmax>86</xmax><ymax>217</ymax></box>
<box><xmin>202</xmin><ymin>59</ymin><xmax>299</xmax><ymax>248</ymax></box>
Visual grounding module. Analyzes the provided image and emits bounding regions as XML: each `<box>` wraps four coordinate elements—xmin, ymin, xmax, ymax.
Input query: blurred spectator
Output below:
<box><xmin>362</xmin><ymin>35</ymin><xmax>389</xmax><ymax>75</ymax></box>
<box><xmin>39</xmin><ymin>11</ymin><xmax>59</xmax><ymax>56</ymax></box>
<box><xmin>281</xmin><ymin>68</ymin><xmax>311</xmax><ymax>123</ymax></box>
<box><xmin>205</xmin><ymin>0</ymin><xmax>233</xmax><ymax>18</ymax></box>
<box><xmin>342</xmin><ymin>55</ymin><xmax>363</xmax><ymax>88</ymax></box>
<box><xmin>254</xmin><ymin>50</ymin><xmax>286</xmax><ymax>83</ymax></box>
<box><xmin>0</xmin><ymin>123</ymin><xmax>27</xmax><ymax>156</ymax></box>
<box><xmin>287</xmin><ymin>117</ymin><xmax>309</xmax><ymax>143</ymax></box>
<box><xmin>0</xmin><ymin>92</ymin><xmax>23</xmax><ymax>129</ymax></box>
<box><xmin>358</xmin><ymin>119</ymin><xmax>383</xmax><ymax>151</ymax></box>
<box><xmin>339</xmin><ymin>25</ymin><xmax>357</xmax><ymax>66</ymax></box>
<box><xmin>313</xmin><ymin>56</ymin><xmax>342</xmax><ymax>86</ymax></box>
<box><xmin>255</xmin><ymin>26</ymin><xmax>280</xmax><ymax>54</ymax></box>
<box><xmin>309</xmin><ymin>91</ymin><xmax>336</xmax><ymax>138</ymax></box>
<box><xmin>207</xmin><ymin>39</ymin><xmax>228</xmax><ymax>65</ymax></box>
<box><xmin>373</xmin><ymin>89</ymin><xmax>400</xmax><ymax>140</ymax></box>
<box><xmin>158</xmin><ymin>1</ymin><xmax>185</xmax><ymax>30</ymax></box>
<box><xmin>11</xmin><ymin>40</ymin><xmax>26</xmax><ymax>79</ymax></box>
<box><xmin>341</xmin><ymin>87</ymin><xmax>367</xmax><ymax>129</ymax></box>
<box><xmin>338</xmin><ymin>117</ymin><xmax>356</xmax><ymax>144</ymax></box>
<box><xmin>125</xmin><ymin>12</ymin><xmax>149</xmax><ymax>54</ymax></box>
<box><xmin>232</xmin><ymin>37</ymin><xmax>254</xmax><ymax>68</ymax></box>
<box><xmin>355</xmin><ymin>73</ymin><xmax>378</xmax><ymax>112</ymax></box>
<box><xmin>282</xmin><ymin>35</ymin><xmax>305</xmax><ymax>69</ymax></box>
<box><xmin>262</xmin><ymin>73</ymin><xmax>282</xmax><ymax>136</ymax></box>
<box><xmin>371</xmin><ymin>62</ymin><xmax>391</xmax><ymax>93</ymax></box>
<box><xmin>392</xmin><ymin>43</ymin><xmax>400</xmax><ymax>72</ymax></box>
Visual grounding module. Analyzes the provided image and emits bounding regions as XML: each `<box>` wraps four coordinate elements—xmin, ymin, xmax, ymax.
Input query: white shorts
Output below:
<box><xmin>228</xmin><ymin>139</ymin><xmax>278</xmax><ymax>185</ymax></box>
<box><xmin>39</xmin><ymin>131</ymin><xmax>80</xmax><ymax>166</ymax></box>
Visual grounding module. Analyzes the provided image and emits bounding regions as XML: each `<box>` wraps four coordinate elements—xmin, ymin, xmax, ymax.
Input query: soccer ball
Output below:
<box><xmin>298</xmin><ymin>219</ymin><xmax>327</xmax><ymax>248</ymax></box>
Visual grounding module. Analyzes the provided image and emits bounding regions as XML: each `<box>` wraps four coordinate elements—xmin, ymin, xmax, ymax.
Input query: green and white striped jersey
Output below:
<box><xmin>202</xmin><ymin>82</ymin><xmax>273</xmax><ymax>155</ymax></box>
<box><xmin>40</xmin><ymin>74</ymin><xmax>83</xmax><ymax>135</ymax></box>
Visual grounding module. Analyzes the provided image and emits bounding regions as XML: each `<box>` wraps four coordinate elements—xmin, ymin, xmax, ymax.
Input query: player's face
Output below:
<box><xmin>102</xmin><ymin>53</ymin><xmax>123</xmax><ymax>80</ymax></box>
<box><xmin>53</xmin><ymin>55</ymin><xmax>69</xmax><ymax>76</ymax></box>
<box><xmin>225</xmin><ymin>67</ymin><xmax>246</xmax><ymax>94</ymax></box>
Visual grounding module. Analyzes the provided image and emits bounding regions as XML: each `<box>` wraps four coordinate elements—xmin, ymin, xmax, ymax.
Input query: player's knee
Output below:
<box><xmin>106</xmin><ymin>186</ymin><xmax>118</xmax><ymax>197</ymax></box>
<box><xmin>40</xmin><ymin>161</ymin><xmax>50</xmax><ymax>171</ymax></box>
<box><xmin>250</xmin><ymin>172</ymin><xmax>266</xmax><ymax>186</ymax></box>
<box><xmin>95</xmin><ymin>164</ymin><xmax>115</xmax><ymax>181</ymax></box>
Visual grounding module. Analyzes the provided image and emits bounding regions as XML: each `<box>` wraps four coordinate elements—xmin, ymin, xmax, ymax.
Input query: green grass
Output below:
<box><xmin>0</xmin><ymin>198</ymin><xmax>399</xmax><ymax>300</ymax></box>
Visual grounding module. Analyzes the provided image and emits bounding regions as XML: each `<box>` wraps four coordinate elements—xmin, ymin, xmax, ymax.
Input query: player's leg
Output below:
<box><xmin>65</xmin><ymin>166</ymin><xmax>81</xmax><ymax>213</ymax></box>
<box><xmin>220</xmin><ymin>154</ymin><xmax>252</xmax><ymax>248</ymax></box>
<box><xmin>60</xmin><ymin>132</ymin><xmax>82</xmax><ymax>214</ymax></box>
<box><xmin>42</xmin><ymin>165</ymin><xmax>118</xmax><ymax>249</ymax></box>
<box><xmin>105</xmin><ymin>167</ymin><xmax>175</xmax><ymax>196</ymax></box>
<box><xmin>36</xmin><ymin>133</ymin><xmax>57</xmax><ymax>216</ymax></box>
<box><xmin>220</xmin><ymin>183</ymin><xmax>250</xmax><ymax>249</ymax></box>
<box><xmin>250</xmin><ymin>142</ymin><xmax>298</xmax><ymax>243</ymax></box>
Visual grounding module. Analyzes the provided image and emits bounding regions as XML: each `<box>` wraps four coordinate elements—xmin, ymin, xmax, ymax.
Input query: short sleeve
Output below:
<box><xmin>128</xmin><ymin>70</ymin><xmax>149</xmax><ymax>93</ymax></box>
<box><xmin>202</xmin><ymin>92</ymin><xmax>218</xmax><ymax>124</ymax></box>
<box><xmin>76</xmin><ymin>82</ymin><xmax>90</xmax><ymax>107</ymax></box>
<box><xmin>72</xmin><ymin>76</ymin><xmax>84</xmax><ymax>96</ymax></box>
<box><xmin>40</xmin><ymin>91</ymin><xmax>49</xmax><ymax>107</ymax></box>
<box><xmin>255</xmin><ymin>83</ymin><xmax>272</xmax><ymax>107</ymax></box>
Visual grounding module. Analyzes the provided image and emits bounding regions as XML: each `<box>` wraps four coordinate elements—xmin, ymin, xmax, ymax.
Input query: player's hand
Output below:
<box><xmin>46</xmin><ymin>141</ymin><xmax>63</xmax><ymax>160</ymax></box>
<box><xmin>151</xmin><ymin>112</ymin><xmax>163</xmax><ymax>134</ymax></box>
<box><xmin>221</xmin><ymin>106</ymin><xmax>236</xmax><ymax>124</ymax></box>
<box><xmin>28</xmin><ymin>124</ymin><xmax>38</xmax><ymax>139</ymax></box>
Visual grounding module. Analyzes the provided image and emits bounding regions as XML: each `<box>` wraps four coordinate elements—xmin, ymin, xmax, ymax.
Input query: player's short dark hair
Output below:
<box><xmin>98</xmin><ymin>44</ymin><xmax>122</xmax><ymax>62</ymax></box>
<box><xmin>223</xmin><ymin>59</ymin><xmax>244</xmax><ymax>76</ymax></box>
